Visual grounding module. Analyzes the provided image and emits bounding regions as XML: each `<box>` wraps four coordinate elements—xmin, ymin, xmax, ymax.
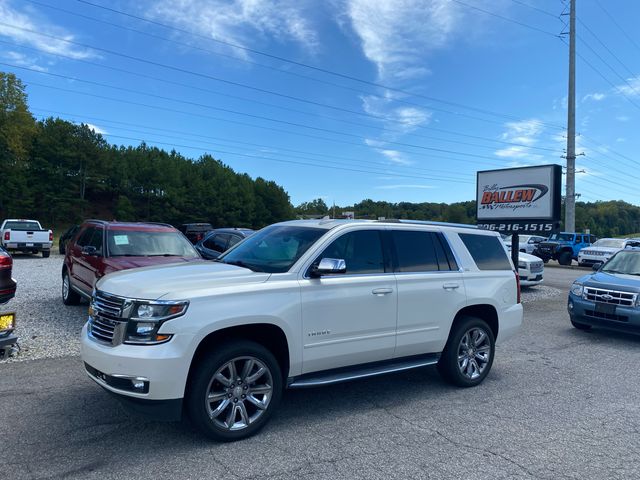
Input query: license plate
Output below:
<box><xmin>0</xmin><ymin>312</ymin><xmax>15</xmax><ymax>332</ymax></box>
<box><xmin>595</xmin><ymin>303</ymin><xmax>616</xmax><ymax>316</ymax></box>
<box><xmin>26</xmin><ymin>243</ymin><xmax>34</xmax><ymax>247</ymax></box>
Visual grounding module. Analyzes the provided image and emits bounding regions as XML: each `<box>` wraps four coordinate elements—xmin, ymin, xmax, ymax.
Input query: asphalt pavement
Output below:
<box><xmin>2</xmin><ymin>266</ymin><xmax>640</xmax><ymax>480</ymax></box>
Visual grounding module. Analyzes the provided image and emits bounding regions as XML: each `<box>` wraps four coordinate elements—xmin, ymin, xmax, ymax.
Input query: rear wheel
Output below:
<box><xmin>438</xmin><ymin>316</ymin><xmax>495</xmax><ymax>387</ymax></box>
<box><xmin>62</xmin><ymin>271</ymin><xmax>81</xmax><ymax>305</ymax></box>
<box><xmin>186</xmin><ymin>340</ymin><xmax>282</xmax><ymax>441</ymax></box>
<box><xmin>558</xmin><ymin>251</ymin><xmax>572</xmax><ymax>266</ymax></box>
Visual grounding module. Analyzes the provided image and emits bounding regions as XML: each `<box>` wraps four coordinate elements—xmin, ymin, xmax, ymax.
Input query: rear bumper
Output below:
<box><xmin>497</xmin><ymin>303</ymin><xmax>523</xmax><ymax>344</ymax></box>
<box><xmin>4</xmin><ymin>243</ymin><xmax>51</xmax><ymax>251</ymax></box>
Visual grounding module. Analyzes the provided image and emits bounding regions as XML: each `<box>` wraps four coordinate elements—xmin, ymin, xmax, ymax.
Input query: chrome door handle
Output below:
<box><xmin>372</xmin><ymin>288</ymin><xmax>393</xmax><ymax>296</ymax></box>
<box><xmin>443</xmin><ymin>283</ymin><xmax>460</xmax><ymax>290</ymax></box>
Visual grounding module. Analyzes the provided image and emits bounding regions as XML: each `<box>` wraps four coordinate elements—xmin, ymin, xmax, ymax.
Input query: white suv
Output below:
<box><xmin>81</xmin><ymin>220</ymin><xmax>522</xmax><ymax>441</ymax></box>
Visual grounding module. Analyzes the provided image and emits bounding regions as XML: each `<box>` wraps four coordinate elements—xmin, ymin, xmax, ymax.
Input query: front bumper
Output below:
<box><xmin>520</xmin><ymin>274</ymin><xmax>543</xmax><ymax>286</ymax></box>
<box><xmin>80</xmin><ymin>323</ymin><xmax>194</xmax><ymax>403</ymax></box>
<box><xmin>568</xmin><ymin>293</ymin><xmax>640</xmax><ymax>333</ymax></box>
<box><xmin>577</xmin><ymin>255</ymin><xmax>608</xmax><ymax>266</ymax></box>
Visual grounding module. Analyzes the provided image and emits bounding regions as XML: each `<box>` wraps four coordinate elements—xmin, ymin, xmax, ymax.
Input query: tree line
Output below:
<box><xmin>2</xmin><ymin>71</ymin><xmax>640</xmax><ymax>238</ymax></box>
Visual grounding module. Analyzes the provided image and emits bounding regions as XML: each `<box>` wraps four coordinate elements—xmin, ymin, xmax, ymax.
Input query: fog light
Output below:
<box><xmin>568</xmin><ymin>300</ymin><xmax>574</xmax><ymax>311</ymax></box>
<box><xmin>135</xmin><ymin>322</ymin><xmax>156</xmax><ymax>335</ymax></box>
<box><xmin>131</xmin><ymin>379</ymin><xmax>146</xmax><ymax>390</ymax></box>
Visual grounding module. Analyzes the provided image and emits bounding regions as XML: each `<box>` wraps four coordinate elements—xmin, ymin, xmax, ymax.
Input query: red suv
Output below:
<box><xmin>62</xmin><ymin>220</ymin><xmax>200</xmax><ymax>305</ymax></box>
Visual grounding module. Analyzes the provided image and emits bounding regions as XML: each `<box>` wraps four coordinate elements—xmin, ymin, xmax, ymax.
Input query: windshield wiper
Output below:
<box><xmin>223</xmin><ymin>260</ymin><xmax>265</xmax><ymax>272</ymax></box>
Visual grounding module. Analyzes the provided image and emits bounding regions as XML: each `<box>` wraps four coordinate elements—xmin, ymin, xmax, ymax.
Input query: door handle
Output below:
<box><xmin>443</xmin><ymin>283</ymin><xmax>460</xmax><ymax>290</ymax></box>
<box><xmin>372</xmin><ymin>288</ymin><xmax>393</xmax><ymax>296</ymax></box>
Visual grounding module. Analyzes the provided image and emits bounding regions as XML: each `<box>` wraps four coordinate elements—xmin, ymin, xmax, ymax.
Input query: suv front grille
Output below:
<box><xmin>529</xmin><ymin>262</ymin><xmax>543</xmax><ymax>273</ymax></box>
<box><xmin>89</xmin><ymin>290</ymin><xmax>127</xmax><ymax>345</ymax></box>
<box><xmin>583</xmin><ymin>287</ymin><xmax>636</xmax><ymax>307</ymax></box>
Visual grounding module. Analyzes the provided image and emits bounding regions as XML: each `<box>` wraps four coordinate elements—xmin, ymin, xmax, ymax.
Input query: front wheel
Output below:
<box><xmin>62</xmin><ymin>271</ymin><xmax>81</xmax><ymax>305</ymax></box>
<box><xmin>438</xmin><ymin>317</ymin><xmax>495</xmax><ymax>388</ymax></box>
<box><xmin>558</xmin><ymin>251</ymin><xmax>572</xmax><ymax>266</ymax></box>
<box><xmin>186</xmin><ymin>340</ymin><xmax>283</xmax><ymax>441</ymax></box>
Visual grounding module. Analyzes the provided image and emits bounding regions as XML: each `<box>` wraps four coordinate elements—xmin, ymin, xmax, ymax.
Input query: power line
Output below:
<box><xmin>450</xmin><ymin>0</ymin><xmax>560</xmax><ymax>37</ymax></box>
<box><xmin>0</xmin><ymin>47</ymin><xmax>560</xmax><ymax>154</ymax></box>
<box><xmin>506</xmin><ymin>0</ymin><xmax>559</xmax><ymax>19</ymax></box>
<box><xmin>13</xmin><ymin>0</ymin><xmax>562</xmax><ymax>128</ymax></box>
<box><xmin>594</xmin><ymin>0</ymin><xmax>640</xmax><ymax>55</ymax></box>
<box><xmin>4</xmin><ymin>62</ymin><xmax>552</xmax><ymax>163</ymax></box>
<box><xmin>19</xmin><ymin>79</ymin><xmax>514</xmax><ymax>166</ymax></box>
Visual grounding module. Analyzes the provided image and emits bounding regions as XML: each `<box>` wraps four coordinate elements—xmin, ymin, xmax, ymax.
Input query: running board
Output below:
<box><xmin>287</xmin><ymin>353</ymin><xmax>440</xmax><ymax>389</ymax></box>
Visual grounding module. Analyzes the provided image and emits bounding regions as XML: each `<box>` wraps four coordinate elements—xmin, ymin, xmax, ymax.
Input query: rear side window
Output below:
<box><xmin>459</xmin><ymin>233</ymin><xmax>512</xmax><ymax>270</ymax></box>
<box><xmin>392</xmin><ymin>230</ymin><xmax>458</xmax><ymax>272</ymax></box>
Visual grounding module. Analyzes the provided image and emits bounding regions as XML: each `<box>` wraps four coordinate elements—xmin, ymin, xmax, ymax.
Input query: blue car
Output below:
<box><xmin>195</xmin><ymin>228</ymin><xmax>254</xmax><ymax>260</ymax></box>
<box><xmin>568</xmin><ymin>248</ymin><xmax>640</xmax><ymax>334</ymax></box>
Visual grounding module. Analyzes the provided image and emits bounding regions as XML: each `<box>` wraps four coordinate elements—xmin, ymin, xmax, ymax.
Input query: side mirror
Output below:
<box><xmin>81</xmin><ymin>246</ymin><xmax>98</xmax><ymax>256</ymax></box>
<box><xmin>310</xmin><ymin>258</ymin><xmax>347</xmax><ymax>277</ymax></box>
<box><xmin>592</xmin><ymin>263</ymin><xmax>602</xmax><ymax>271</ymax></box>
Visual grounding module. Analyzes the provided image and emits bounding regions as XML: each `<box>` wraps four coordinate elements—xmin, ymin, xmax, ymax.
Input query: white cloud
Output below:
<box><xmin>615</xmin><ymin>76</ymin><xmax>640</xmax><ymax>97</ymax></box>
<box><xmin>3</xmin><ymin>50</ymin><xmax>47</xmax><ymax>72</ymax></box>
<box><xmin>380</xmin><ymin>149</ymin><xmax>413</xmax><ymax>165</ymax></box>
<box><xmin>582</xmin><ymin>92</ymin><xmax>606</xmax><ymax>102</ymax></box>
<box><xmin>495</xmin><ymin>119</ymin><xmax>545</xmax><ymax>160</ymax></box>
<box><xmin>142</xmin><ymin>0</ymin><xmax>319</xmax><ymax>56</ymax></box>
<box><xmin>341</xmin><ymin>0</ymin><xmax>458</xmax><ymax>82</ymax></box>
<box><xmin>0</xmin><ymin>0</ymin><xmax>95</xmax><ymax>59</ymax></box>
<box><xmin>84</xmin><ymin>123</ymin><xmax>107</xmax><ymax>135</ymax></box>
<box><xmin>375</xmin><ymin>184</ymin><xmax>435</xmax><ymax>190</ymax></box>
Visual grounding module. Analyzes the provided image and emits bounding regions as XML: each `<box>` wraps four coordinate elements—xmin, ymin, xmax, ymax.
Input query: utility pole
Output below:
<box><xmin>565</xmin><ymin>0</ymin><xmax>576</xmax><ymax>232</ymax></box>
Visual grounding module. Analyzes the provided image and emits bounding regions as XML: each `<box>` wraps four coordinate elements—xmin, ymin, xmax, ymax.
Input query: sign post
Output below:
<box><xmin>476</xmin><ymin>165</ymin><xmax>562</xmax><ymax>268</ymax></box>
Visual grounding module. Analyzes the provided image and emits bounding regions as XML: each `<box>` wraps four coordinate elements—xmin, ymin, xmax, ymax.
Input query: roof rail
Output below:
<box><xmin>376</xmin><ymin>219</ymin><xmax>478</xmax><ymax>230</ymax></box>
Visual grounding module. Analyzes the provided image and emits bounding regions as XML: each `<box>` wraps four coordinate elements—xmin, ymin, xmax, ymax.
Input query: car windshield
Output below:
<box><xmin>593</xmin><ymin>239</ymin><xmax>626</xmax><ymax>248</ymax></box>
<box><xmin>218</xmin><ymin>225</ymin><xmax>325</xmax><ymax>273</ymax></box>
<box><xmin>107</xmin><ymin>230</ymin><xmax>199</xmax><ymax>257</ymax></box>
<box><xmin>601</xmin><ymin>251</ymin><xmax>640</xmax><ymax>276</ymax></box>
<box><xmin>548</xmin><ymin>233</ymin><xmax>573</xmax><ymax>241</ymax></box>
<box><xmin>4</xmin><ymin>221</ymin><xmax>41</xmax><ymax>230</ymax></box>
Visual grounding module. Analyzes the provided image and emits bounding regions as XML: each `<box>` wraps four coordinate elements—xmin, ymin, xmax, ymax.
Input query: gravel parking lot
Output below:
<box><xmin>2</xmin><ymin>257</ymin><xmax>640</xmax><ymax>479</ymax></box>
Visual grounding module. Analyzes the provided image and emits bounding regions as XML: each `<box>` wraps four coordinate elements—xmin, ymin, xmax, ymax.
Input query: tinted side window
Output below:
<box><xmin>87</xmin><ymin>228</ymin><xmax>104</xmax><ymax>255</ymax></box>
<box><xmin>202</xmin><ymin>235</ymin><xmax>219</xmax><ymax>251</ymax></box>
<box><xmin>459</xmin><ymin>233</ymin><xmax>512</xmax><ymax>270</ymax></box>
<box><xmin>213</xmin><ymin>234</ymin><xmax>230</xmax><ymax>252</ymax></box>
<box><xmin>76</xmin><ymin>227</ymin><xmax>95</xmax><ymax>247</ymax></box>
<box><xmin>228</xmin><ymin>234</ymin><xmax>242</xmax><ymax>248</ymax></box>
<box><xmin>392</xmin><ymin>231</ymin><xmax>438</xmax><ymax>272</ymax></box>
<box><xmin>435</xmin><ymin>233</ymin><xmax>458</xmax><ymax>271</ymax></box>
<box><xmin>319</xmin><ymin>230</ymin><xmax>385</xmax><ymax>274</ymax></box>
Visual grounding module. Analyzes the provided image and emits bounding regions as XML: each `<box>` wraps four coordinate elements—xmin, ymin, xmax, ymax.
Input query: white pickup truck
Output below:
<box><xmin>1</xmin><ymin>219</ymin><xmax>53</xmax><ymax>258</ymax></box>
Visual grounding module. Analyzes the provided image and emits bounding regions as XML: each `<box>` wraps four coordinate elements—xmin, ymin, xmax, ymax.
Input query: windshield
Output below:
<box><xmin>4</xmin><ymin>221</ymin><xmax>41</xmax><ymax>230</ymax></box>
<box><xmin>548</xmin><ymin>233</ymin><xmax>573</xmax><ymax>241</ymax></box>
<box><xmin>593</xmin><ymin>239</ymin><xmax>626</xmax><ymax>248</ymax></box>
<box><xmin>218</xmin><ymin>225</ymin><xmax>326</xmax><ymax>273</ymax></box>
<box><xmin>601</xmin><ymin>251</ymin><xmax>640</xmax><ymax>276</ymax></box>
<box><xmin>107</xmin><ymin>230</ymin><xmax>199</xmax><ymax>257</ymax></box>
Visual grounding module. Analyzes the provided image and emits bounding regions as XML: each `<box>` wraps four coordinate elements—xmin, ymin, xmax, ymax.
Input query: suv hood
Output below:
<box><xmin>96</xmin><ymin>260</ymin><xmax>271</xmax><ymax>300</ymax></box>
<box><xmin>519</xmin><ymin>252</ymin><xmax>542</xmax><ymax>263</ymax></box>
<box><xmin>579</xmin><ymin>271</ymin><xmax>640</xmax><ymax>292</ymax></box>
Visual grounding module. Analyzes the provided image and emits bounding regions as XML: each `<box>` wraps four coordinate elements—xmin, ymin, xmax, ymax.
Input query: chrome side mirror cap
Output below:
<box><xmin>310</xmin><ymin>258</ymin><xmax>347</xmax><ymax>277</ymax></box>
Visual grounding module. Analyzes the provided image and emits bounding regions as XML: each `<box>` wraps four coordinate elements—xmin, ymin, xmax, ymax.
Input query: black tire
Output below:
<box><xmin>542</xmin><ymin>258</ymin><xmax>549</xmax><ymax>264</ymax></box>
<box><xmin>62</xmin><ymin>271</ymin><xmax>81</xmax><ymax>305</ymax></box>
<box><xmin>42</xmin><ymin>250</ymin><xmax>50</xmax><ymax>258</ymax></box>
<box><xmin>571</xmin><ymin>318</ymin><xmax>592</xmax><ymax>331</ymax></box>
<box><xmin>438</xmin><ymin>316</ymin><xmax>495</xmax><ymax>388</ymax></box>
<box><xmin>186</xmin><ymin>340</ymin><xmax>283</xmax><ymax>442</ymax></box>
<box><xmin>558</xmin><ymin>251</ymin><xmax>572</xmax><ymax>266</ymax></box>
<box><xmin>59</xmin><ymin>241</ymin><xmax>65</xmax><ymax>255</ymax></box>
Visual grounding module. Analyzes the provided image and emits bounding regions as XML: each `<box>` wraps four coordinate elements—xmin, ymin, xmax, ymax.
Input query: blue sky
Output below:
<box><xmin>1</xmin><ymin>0</ymin><xmax>639</xmax><ymax>207</ymax></box>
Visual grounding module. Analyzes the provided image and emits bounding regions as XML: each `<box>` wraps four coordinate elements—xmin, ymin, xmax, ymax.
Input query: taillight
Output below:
<box><xmin>3</xmin><ymin>231</ymin><xmax>9</xmax><ymax>241</ymax></box>
<box><xmin>49</xmin><ymin>231</ymin><xmax>53</xmax><ymax>241</ymax></box>
<box><xmin>0</xmin><ymin>253</ymin><xmax>12</xmax><ymax>270</ymax></box>
<box><xmin>515</xmin><ymin>271</ymin><xmax>521</xmax><ymax>304</ymax></box>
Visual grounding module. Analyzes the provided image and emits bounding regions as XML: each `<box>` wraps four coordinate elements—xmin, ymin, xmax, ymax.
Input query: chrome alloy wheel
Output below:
<box><xmin>205</xmin><ymin>356</ymin><xmax>274</xmax><ymax>431</ymax></box>
<box><xmin>457</xmin><ymin>327</ymin><xmax>491</xmax><ymax>380</ymax></box>
<box><xmin>62</xmin><ymin>274</ymin><xmax>70</xmax><ymax>300</ymax></box>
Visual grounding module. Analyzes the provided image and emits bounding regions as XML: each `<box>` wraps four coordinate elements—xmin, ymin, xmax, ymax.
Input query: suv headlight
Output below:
<box><xmin>125</xmin><ymin>300</ymin><xmax>189</xmax><ymax>345</ymax></box>
<box><xmin>570</xmin><ymin>282</ymin><xmax>583</xmax><ymax>297</ymax></box>
<box><xmin>518</xmin><ymin>262</ymin><xmax>526</xmax><ymax>269</ymax></box>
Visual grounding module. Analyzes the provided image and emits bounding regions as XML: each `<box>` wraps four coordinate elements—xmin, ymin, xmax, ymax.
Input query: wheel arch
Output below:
<box><xmin>187</xmin><ymin>323</ymin><xmax>291</xmax><ymax>386</ymax></box>
<box><xmin>450</xmin><ymin>304</ymin><xmax>499</xmax><ymax>342</ymax></box>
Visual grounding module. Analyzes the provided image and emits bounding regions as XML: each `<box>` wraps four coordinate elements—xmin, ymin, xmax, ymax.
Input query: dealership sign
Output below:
<box><xmin>476</xmin><ymin>165</ymin><xmax>562</xmax><ymax>233</ymax></box>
